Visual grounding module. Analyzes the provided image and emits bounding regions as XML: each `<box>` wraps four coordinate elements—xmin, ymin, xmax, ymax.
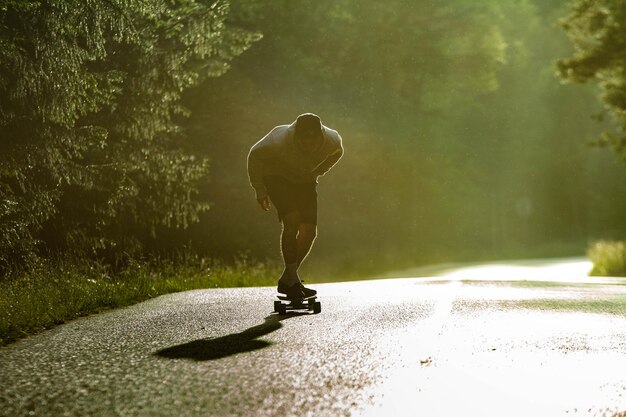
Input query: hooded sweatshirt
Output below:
<box><xmin>247</xmin><ymin>119</ymin><xmax>344</xmax><ymax>200</ymax></box>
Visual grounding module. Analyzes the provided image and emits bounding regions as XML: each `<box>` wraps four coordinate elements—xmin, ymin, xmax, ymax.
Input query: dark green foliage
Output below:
<box><xmin>558</xmin><ymin>0</ymin><xmax>626</xmax><ymax>163</ymax></box>
<box><xmin>180</xmin><ymin>0</ymin><xmax>626</xmax><ymax>279</ymax></box>
<box><xmin>2</xmin><ymin>0</ymin><xmax>626</xmax><ymax>282</ymax></box>
<box><xmin>0</xmin><ymin>0</ymin><xmax>260</xmax><ymax>269</ymax></box>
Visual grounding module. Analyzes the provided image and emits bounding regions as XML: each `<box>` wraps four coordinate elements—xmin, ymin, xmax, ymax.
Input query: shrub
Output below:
<box><xmin>588</xmin><ymin>240</ymin><xmax>626</xmax><ymax>277</ymax></box>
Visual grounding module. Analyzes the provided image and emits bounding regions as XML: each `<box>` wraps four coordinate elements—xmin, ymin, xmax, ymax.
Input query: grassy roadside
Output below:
<box><xmin>0</xmin><ymin>254</ymin><xmax>280</xmax><ymax>346</ymax></box>
<box><xmin>513</xmin><ymin>297</ymin><xmax>626</xmax><ymax>316</ymax></box>
<box><xmin>460</xmin><ymin>280</ymin><xmax>626</xmax><ymax>317</ymax></box>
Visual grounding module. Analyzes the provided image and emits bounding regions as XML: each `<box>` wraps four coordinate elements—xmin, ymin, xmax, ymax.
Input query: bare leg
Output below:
<box><xmin>296</xmin><ymin>223</ymin><xmax>317</xmax><ymax>267</ymax></box>
<box><xmin>279</xmin><ymin>211</ymin><xmax>300</xmax><ymax>283</ymax></box>
<box><xmin>295</xmin><ymin>223</ymin><xmax>318</xmax><ymax>296</ymax></box>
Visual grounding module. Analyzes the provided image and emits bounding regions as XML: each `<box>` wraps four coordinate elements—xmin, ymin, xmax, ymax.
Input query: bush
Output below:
<box><xmin>588</xmin><ymin>240</ymin><xmax>626</xmax><ymax>277</ymax></box>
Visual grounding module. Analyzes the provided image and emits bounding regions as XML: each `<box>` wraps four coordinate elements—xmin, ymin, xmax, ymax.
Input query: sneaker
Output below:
<box><xmin>299</xmin><ymin>282</ymin><xmax>317</xmax><ymax>297</ymax></box>
<box><xmin>277</xmin><ymin>280</ymin><xmax>305</xmax><ymax>299</ymax></box>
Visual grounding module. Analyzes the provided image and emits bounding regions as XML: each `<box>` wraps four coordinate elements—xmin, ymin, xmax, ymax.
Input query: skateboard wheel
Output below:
<box><xmin>274</xmin><ymin>301</ymin><xmax>281</xmax><ymax>312</ymax></box>
<box><xmin>313</xmin><ymin>302</ymin><xmax>321</xmax><ymax>314</ymax></box>
<box><xmin>277</xmin><ymin>304</ymin><xmax>287</xmax><ymax>315</ymax></box>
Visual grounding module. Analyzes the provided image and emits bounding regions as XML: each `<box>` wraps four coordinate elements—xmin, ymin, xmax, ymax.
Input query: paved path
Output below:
<box><xmin>1</xmin><ymin>258</ymin><xmax>626</xmax><ymax>417</ymax></box>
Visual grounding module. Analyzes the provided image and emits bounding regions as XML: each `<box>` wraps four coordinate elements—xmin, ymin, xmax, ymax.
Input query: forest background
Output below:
<box><xmin>2</xmin><ymin>0</ymin><xmax>626</xmax><ymax>284</ymax></box>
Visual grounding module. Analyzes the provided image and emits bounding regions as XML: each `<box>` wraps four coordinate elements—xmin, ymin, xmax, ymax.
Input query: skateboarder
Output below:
<box><xmin>247</xmin><ymin>113</ymin><xmax>344</xmax><ymax>299</ymax></box>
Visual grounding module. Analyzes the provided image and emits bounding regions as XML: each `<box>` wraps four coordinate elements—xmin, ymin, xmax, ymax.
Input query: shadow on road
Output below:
<box><xmin>154</xmin><ymin>313</ymin><xmax>305</xmax><ymax>361</ymax></box>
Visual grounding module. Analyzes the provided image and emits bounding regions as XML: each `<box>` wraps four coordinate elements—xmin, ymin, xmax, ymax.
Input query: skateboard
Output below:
<box><xmin>274</xmin><ymin>295</ymin><xmax>321</xmax><ymax>315</ymax></box>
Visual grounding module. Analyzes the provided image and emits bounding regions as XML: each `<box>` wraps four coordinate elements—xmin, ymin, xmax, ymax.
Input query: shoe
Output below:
<box><xmin>299</xmin><ymin>282</ymin><xmax>317</xmax><ymax>297</ymax></box>
<box><xmin>277</xmin><ymin>280</ymin><xmax>305</xmax><ymax>299</ymax></box>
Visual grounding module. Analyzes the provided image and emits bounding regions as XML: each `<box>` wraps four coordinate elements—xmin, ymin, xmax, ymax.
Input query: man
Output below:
<box><xmin>247</xmin><ymin>113</ymin><xmax>344</xmax><ymax>299</ymax></box>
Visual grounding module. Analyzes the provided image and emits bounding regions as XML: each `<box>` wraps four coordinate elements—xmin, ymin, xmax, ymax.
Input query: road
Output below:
<box><xmin>1</xmin><ymin>258</ymin><xmax>626</xmax><ymax>417</ymax></box>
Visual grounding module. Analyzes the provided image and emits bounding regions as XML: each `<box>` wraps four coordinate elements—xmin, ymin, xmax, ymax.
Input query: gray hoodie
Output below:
<box><xmin>247</xmin><ymin>119</ymin><xmax>344</xmax><ymax>200</ymax></box>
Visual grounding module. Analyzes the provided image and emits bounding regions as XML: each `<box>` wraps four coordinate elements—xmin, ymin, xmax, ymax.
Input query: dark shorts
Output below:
<box><xmin>264</xmin><ymin>175</ymin><xmax>317</xmax><ymax>224</ymax></box>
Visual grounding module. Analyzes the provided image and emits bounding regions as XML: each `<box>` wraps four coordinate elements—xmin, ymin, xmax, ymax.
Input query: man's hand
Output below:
<box><xmin>257</xmin><ymin>196</ymin><xmax>271</xmax><ymax>211</ymax></box>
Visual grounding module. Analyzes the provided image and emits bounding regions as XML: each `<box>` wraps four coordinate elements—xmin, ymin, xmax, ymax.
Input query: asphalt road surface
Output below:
<box><xmin>1</xmin><ymin>258</ymin><xmax>626</xmax><ymax>417</ymax></box>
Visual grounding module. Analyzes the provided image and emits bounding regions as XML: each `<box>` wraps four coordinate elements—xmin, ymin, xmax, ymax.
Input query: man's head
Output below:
<box><xmin>294</xmin><ymin>113</ymin><xmax>323</xmax><ymax>152</ymax></box>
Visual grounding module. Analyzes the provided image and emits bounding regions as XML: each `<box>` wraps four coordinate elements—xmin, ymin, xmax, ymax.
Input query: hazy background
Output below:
<box><xmin>172</xmin><ymin>0</ymin><xmax>626</xmax><ymax>279</ymax></box>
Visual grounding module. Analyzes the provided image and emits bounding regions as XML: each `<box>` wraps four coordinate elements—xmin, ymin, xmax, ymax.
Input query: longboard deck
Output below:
<box><xmin>274</xmin><ymin>294</ymin><xmax>321</xmax><ymax>314</ymax></box>
<box><xmin>276</xmin><ymin>294</ymin><xmax>317</xmax><ymax>302</ymax></box>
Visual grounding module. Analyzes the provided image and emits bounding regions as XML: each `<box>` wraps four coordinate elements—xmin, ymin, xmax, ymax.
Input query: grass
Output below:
<box><xmin>462</xmin><ymin>280</ymin><xmax>576</xmax><ymax>288</ymax></box>
<box><xmin>464</xmin><ymin>280</ymin><xmax>626</xmax><ymax>289</ymax></box>
<box><xmin>0</xmin><ymin>253</ymin><xmax>280</xmax><ymax>346</ymax></box>
<box><xmin>588</xmin><ymin>240</ymin><xmax>626</xmax><ymax>276</ymax></box>
<box><xmin>511</xmin><ymin>297</ymin><xmax>626</xmax><ymax>317</ymax></box>
<box><xmin>460</xmin><ymin>280</ymin><xmax>626</xmax><ymax>316</ymax></box>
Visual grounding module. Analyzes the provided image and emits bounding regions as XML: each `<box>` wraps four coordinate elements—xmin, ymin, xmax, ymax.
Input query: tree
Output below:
<box><xmin>0</xmin><ymin>0</ymin><xmax>260</xmax><ymax>270</ymax></box>
<box><xmin>558</xmin><ymin>0</ymin><xmax>626</xmax><ymax>163</ymax></box>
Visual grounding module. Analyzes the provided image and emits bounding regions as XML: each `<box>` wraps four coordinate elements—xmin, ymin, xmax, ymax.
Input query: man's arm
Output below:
<box><xmin>247</xmin><ymin>147</ymin><xmax>268</xmax><ymax>200</ymax></box>
<box><xmin>312</xmin><ymin>138</ymin><xmax>344</xmax><ymax>177</ymax></box>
